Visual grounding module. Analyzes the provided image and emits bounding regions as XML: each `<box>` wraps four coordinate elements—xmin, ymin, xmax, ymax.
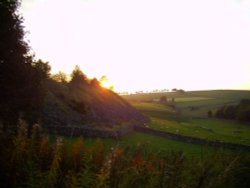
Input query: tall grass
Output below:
<box><xmin>0</xmin><ymin>124</ymin><xmax>249</xmax><ymax>188</ymax></box>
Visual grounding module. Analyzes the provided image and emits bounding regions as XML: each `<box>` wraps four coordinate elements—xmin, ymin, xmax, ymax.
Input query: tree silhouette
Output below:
<box><xmin>24</xmin><ymin>59</ymin><xmax>51</xmax><ymax>137</ymax></box>
<box><xmin>52</xmin><ymin>71</ymin><xmax>68</xmax><ymax>84</ymax></box>
<box><xmin>69</xmin><ymin>65</ymin><xmax>88</xmax><ymax>88</ymax></box>
<box><xmin>207</xmin><ymin>110</ymin><xmax>213</xmax><ymax>118</ymax></box>
<box><xmin>215</xmin><ymin>99</ymin><xmax>250</xmax><ymax>123</ymax></box>
<box><xmin>0</xmin><ymin>0</ymin><xmax>50</xmax><ymax>135</ymax></box>
<box><xmin>90</xmin><ymin>78</ymin><xmax>100</xmax><ymax>87</ymax></box>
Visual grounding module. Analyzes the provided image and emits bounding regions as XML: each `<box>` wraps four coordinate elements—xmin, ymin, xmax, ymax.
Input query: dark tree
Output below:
<box><xmin>177</xmin><ymin>89</ymin><xmax>185</xmax><ymax>94</ymax></box>
<box><xmin>0</xmin><ymin>0</ymin><xmax>51</xmax><ymax>135</ymax></box>
<box><xmin>69</xmin><ymin>65</ymin><xmax>88</xmax><ymax>88</ymax></box>
<box><xmin>172</xmin><ymin>88</ymin><xmax>185</xmax><ymax>94</ymax></box>
<box><xmin>215</xmin><ymin>99</ymin><xmax>250</xmax><ymax>123</ymax></box>
<box><xmin>172</xmin><ymin>88</ymin><xmax>177</xmax><ymax>92</ymax></box>
<box><xmin>215</xmin><ymin>105</ymin><xmax>236</xmax><ymax>119</ymax></box>
<box><xmin>0</xmin><ymin>0</ymin><xmax>28</xmax><ymax>128</ymax></box>
<box><xmin>236</xmin><ymin>106</ymin><xmax>250</xmax><ymax>122</ymax></box>
<box><xmin>207</xmin><ymin>110</ymin><xmax>213</xmax><ymax>118</ymax></box>
<box><xmin>236</xmin><ymin>99</ymin><xmax>250</xmax><ymax>122</ymax></box>
<box><xmin>24</xmin><ymin>59</ymin><xmax>51</xmax><ymax>137</ymax></box>
<box><xmin>90</xmin><ymin>78</ymin><xmax>100</xmax><ymax>88</ymax></box>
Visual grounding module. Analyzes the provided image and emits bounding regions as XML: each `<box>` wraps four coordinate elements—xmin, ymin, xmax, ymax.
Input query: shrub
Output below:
<box><xmin>207</xmin><ymin>110</ymin><xmax>213</xmax><ymax>118</ymax></box>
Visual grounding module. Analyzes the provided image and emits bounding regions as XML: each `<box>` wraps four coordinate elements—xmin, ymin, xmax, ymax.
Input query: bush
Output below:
<box><xmin>207</xmin><ymin>110</ymin><xmax>213</xmax><ymax>118</ymax></box>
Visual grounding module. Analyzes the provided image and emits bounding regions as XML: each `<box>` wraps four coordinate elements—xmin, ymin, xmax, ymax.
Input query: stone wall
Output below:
<box><xmin>43</xmin><ymin>124</ymin><xmax>250</xmax><ymax>152</ymax></box>
<box><xmin>43</xmin><ymin>124</ymin><xmax>134</xmax><ymax>139</ymax></box>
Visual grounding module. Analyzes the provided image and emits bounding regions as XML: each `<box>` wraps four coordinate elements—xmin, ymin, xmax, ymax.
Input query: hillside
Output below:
<box><xmin>41</xmin><ymin>79</ymin><xmax>147</xmax><ymax>134</ymax></box>
<box><xmin>121</xmin><ymin>90</ymin><xmax>250</xmax><ymax>145</ymax></box>
<box><xmin>122</xmin><ymin>90</ymin><xmax>250</xmax><ymax>118</ymax></box>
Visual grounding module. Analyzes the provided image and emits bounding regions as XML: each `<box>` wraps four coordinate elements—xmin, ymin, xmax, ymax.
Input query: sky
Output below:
<box><xmin>20</xmin><ymin>0</ymin><xmax>250</xmax><ymax>92</ymax></box>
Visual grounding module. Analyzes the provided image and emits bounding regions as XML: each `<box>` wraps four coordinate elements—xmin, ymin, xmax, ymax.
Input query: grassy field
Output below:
<box><xmin>54</xmin><ymin>132</ymin><xmax>231</xmax><ymax>157</ymax></box>
<box><xmin>122</xmin><ymin>90</ymin><xmax>250</xmax><ymax>102</ymax></box>
<box><xmin>122</xmin><ymin>90</ymin><xmax>250</xmax><ymax>145</ymax></box>
<box><xmin>123</xmin><ymin>90</ymin><xmax>250</xmax><ymax>118</ymax></box>
<box><xmin>148</xmin><ymin>116</ymin><xmax>250</xmax><ymax>145</ymax></box>
<box><xmin>50</xmin><ymin>90</ymin><xmax>250</xmax><ymax>157</ymax></box>
<box><xmin>11</xmin><ymin>87</ymin><xmax>250</xmax><ymax>187</ymax></box>
<box><xmin>4</xmin><ymin>130</ymin><xmax>250</xmax><ymax>188</ymax></box>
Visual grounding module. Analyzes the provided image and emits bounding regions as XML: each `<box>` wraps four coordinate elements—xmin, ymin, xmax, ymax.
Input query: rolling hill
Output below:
<box><xmin>41</xmin><ymin>79</ymin><xmax>148</xmax><ymax>136</ymax></box>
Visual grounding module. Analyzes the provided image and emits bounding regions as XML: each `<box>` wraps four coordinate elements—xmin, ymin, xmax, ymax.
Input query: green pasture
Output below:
<box><xmin>50</xmin><ymin>90</ymin><xmax>250</xmax><ymax>157</ymax></box>
<box><xmin>148</xmin><ymin>117</ymin><xmax>250</xmax><ymax>145</ymax></box>
<box><xmin>174</xmin><ymin>97</ymin><xmax>212</xmax><ymax>102</ymax></box>
<box><xmin>175</xmin><ymin>98</ymin><xmax>238</xmax><ymax>117</ymax></box>
<box><xmin>122</xmin><ymin>90</ymin><xmax>250</xmax><ymax>145</ymax></box>
<box><xmin>133</xmin><ymin>102</ymin><xmax>250</xmax><ymax>145</ymax></box>
<box><xmin>132</xmin><ymin>102</ymin><xmax>175</xmax><ymax>113</ymax></box>
<box><xmin>122</xmin><ymin>90</ymin><xmax>250</xmax><ymax>102</ymax></box>
<box><xmin>123</xmin><ymin>90</ymin><xmax>250</xmax><ymax>118</ymax></box>
<box><xmin>56</xmin><ymin>132</ymin><xmax>227</xmax><ymax>157</ymax></box>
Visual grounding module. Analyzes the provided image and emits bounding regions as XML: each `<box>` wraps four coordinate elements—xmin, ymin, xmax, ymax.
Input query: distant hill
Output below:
<box><xmin>121</xmin><ymin>90</ymin><xmax>250</xmax><ymax>118</ymax></box>
<box><xmin>41</xmin><ymin>79</ymin><xmax>148</xmax><ymax>134</ymax></box>
<box><xmin>121</xmin><ymin>90</ymin><xmax>250</xmax><ymax>102</ymax></box>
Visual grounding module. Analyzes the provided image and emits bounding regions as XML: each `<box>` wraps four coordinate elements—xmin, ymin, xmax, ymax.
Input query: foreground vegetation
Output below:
<box><xmin>1</xmin><ymin>125</ymin><xmax>250</xmax><ymax>188</ymax></box>
<box><xmin>57</xmin><ymin>132</ymin><xmax>219</xmax><ymax>157</ymax></box>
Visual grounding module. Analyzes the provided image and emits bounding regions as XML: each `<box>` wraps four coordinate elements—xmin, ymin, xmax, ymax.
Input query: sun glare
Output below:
<box><xmin>99</xmin><ymin>76</ymin><xmax>114</xmax><ymax>90</ymax></box>
<box><xmin>100</xmin><ymin>80</ymin><xmax>114</xmax><ymax>90</ymax></box>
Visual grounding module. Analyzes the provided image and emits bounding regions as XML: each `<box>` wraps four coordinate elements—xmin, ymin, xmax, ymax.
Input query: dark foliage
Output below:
<box><xmin>215</xmin><ymin>105</ymin><xmax>237</xmax><ymax>119</ymax></box>
<box><xmin>0</xmin><ymin>125</ymin><xmax>249</xmax><ymax>188</ymax></box>
<box><xmin>69</xmin><ymin>65</ymin><xmax>88</xmax><ymax>89</ymax></box>
<box><xmin>90</xmin><ymin>78</ymin><xmax>101</xmax><ymax>88</ymax></box>
<box><xmin>172</xmin><ymin>88</ymin><xmax>185</xmax><ymax>94</ymax></box>
<box><xmin>0</xmin><ymin>0</ymin><xmax>50</xmax><ymax>135</ymax></box>
<box><xmin>215</xmin><ymin>99</ymin><xmax>250</xmax><ymax>122</ymax></box>
<box><xmin>207</xmin><ymin>110</ymin><xmax>213</xmax><ymax>118</ymax></box>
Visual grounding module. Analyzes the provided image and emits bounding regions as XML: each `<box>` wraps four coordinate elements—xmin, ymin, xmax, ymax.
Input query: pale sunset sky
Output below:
<box><xmin>20</xmin><ymin>0</ymin><xmax>250</xmax><ymax>92</ymax></box>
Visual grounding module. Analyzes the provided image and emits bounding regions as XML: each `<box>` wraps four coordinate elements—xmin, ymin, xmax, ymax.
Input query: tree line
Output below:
<box><xmin>51</xmin><ymin>65</ymin><xmax>105</xmax><ymax>89</ymax></box>
<box><xmin>0</xmin><ymin>0</ymin><xmax>51</xmax><ymax>136</ymax></box>
<box><xmin>215</xmin><ymin>99</ymin><xmax>250</xmax><ymax>122</ymax></box>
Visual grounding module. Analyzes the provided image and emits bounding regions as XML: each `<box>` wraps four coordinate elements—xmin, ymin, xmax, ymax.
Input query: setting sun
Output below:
<box><xmin>99</xmin><ymin>76</ymin><xmax>114</xmax><ymax>90</ymax></box>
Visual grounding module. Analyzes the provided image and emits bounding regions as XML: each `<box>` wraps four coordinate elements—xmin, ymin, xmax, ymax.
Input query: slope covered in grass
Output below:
<box><xmin>42</xmin><ymin>79</ymin><xmax>147</xmax><ymax>132</ymax></box>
